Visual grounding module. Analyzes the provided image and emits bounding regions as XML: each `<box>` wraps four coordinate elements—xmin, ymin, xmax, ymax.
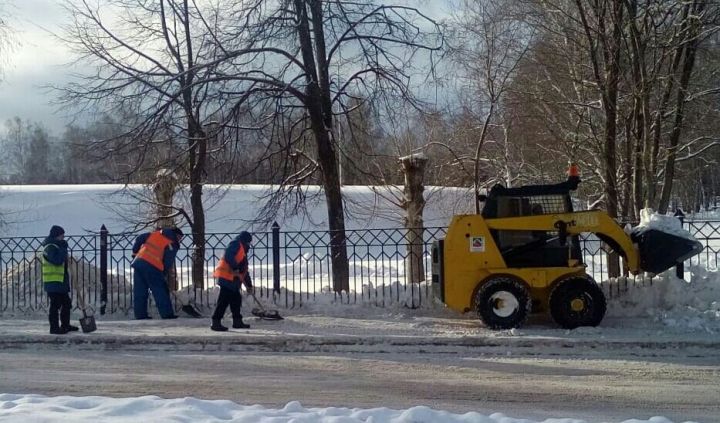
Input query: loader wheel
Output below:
<box><xmin>475</xmin><ymin>276</ymin><xmax>532</xmax><ymax>330</ymax></box>
<box><xmin>549</xmin><ymin>276</ymin><xmax>607</xmax><ymax>329</ymax></box>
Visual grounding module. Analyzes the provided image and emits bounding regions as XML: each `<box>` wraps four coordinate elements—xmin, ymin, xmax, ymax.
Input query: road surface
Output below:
<box><xmin>1</xmin><ymin>348</ymin><xmax>718</xmax><ymax>422</ymax></box>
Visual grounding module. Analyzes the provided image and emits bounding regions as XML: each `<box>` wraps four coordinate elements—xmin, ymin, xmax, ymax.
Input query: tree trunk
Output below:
<box><xmin>576</xmin><ymin>0</ymin><xmax>624</xmax><ymax>276</ymax></box>
<box><xmin>621</xmin><ymin>117</ymin><xmax>633</xmax><ymax>219</ymax></box>
<box><xmin>474</xmin><ymin>103</ymin><xmax>495</xmax><ymax>214</ymax></box>
<box><xmin>632</xmin><ymin>118</ymin><xmax>644</xmax><ymax>218</ymax></box>
<box><xmin>658</xmin><ymin>1</ymin><xmax>703</xmax><ymax>213</ymax></box>
<box><xmin>311</xmin><ymin>119</ymin><xmax>349</xmax><ymax>292</ymax></box>
<box><xmin>400</xmin><ymin>154</ymin><xmax>428</xmax><ymax>284</ymax></box>
<box><xmin>188</xmin><ymin>126</ymin><xmax>207</xmax><ymax>290</ymax></box>
<box><xmin>604</xmin><ymin>0</ymin><xmax>623</xmax><ymax>277</ymax></box>
<box><xmin>153</xmin><ymin>169</ymin><xmax>179</xmax><ymax>291</ymax></box>
<box><xmin>294</xmin><ymin>0</ymin><xmax>349</xmax><ymax>293</ymax></box>
<box><xmin>320</xmin><ymin>138</ymin><xmax>350</xmax><ymax>293</ymax></box>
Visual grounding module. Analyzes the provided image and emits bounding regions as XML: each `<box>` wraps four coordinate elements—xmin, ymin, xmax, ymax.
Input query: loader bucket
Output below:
<box><xmin>631</xmin><ymin>228</ymin><xmax>703</xmax><ymax>274</ymax></box>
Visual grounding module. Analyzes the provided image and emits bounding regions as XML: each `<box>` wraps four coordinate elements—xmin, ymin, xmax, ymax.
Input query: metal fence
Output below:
<box><xmin>1</xmin><ymin>220</ymin><xmax>718</xmax><ymax>316</ymax></box>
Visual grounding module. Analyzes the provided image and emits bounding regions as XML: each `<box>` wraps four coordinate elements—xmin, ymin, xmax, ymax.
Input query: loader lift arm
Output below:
<box><xmin>485</xmin><ymin>211</ymin><xmax>641</xmax><ymax>274</ymax></box>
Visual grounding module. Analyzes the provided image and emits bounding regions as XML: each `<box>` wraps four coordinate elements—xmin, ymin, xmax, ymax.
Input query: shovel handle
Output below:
<box><xmin>249</xmin><ymin>292</ymin><xmax>264</xmax><ymax>310</ymax></box>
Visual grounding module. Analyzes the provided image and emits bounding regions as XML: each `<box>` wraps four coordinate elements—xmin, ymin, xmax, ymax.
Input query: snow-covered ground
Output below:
<box><xmin>0</xmin><ymin>394</ymin><xmax>700</xmax><ymax>423</ymax></box>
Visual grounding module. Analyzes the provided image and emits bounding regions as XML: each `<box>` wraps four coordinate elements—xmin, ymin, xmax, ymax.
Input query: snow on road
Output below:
<box><xmin>1</xmin><ymin>350</ymin><xmax>716</xmax><ymax>423</ymax></box>
<box><xmin>0</xmin><ymin>394</ymin><xmax>701</xmax><ymax>423</ymax></box>
<box><xmin>0</xmin><ymin>394</ymin><xmax>700</xmax><ymax>423</ymax></box>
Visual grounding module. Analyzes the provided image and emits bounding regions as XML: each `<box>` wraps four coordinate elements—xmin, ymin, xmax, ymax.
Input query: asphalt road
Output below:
<box><xmin>1</xmin><ymin>348</ymin><xmax>718</xmax><ymax>422</ymax></box>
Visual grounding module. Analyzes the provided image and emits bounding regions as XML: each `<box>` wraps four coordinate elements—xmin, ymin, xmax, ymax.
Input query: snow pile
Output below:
<box><xmin>250</xmin><ymin>281</ymin><xmax>438</xmax><ymax>311</ymax></box>
<box><xmin>606</xmin><ymin>268</ymin><xmax>720</xmax><ymax>332</ymax></box>
<box><xmin>0</xmin><ymin>394</ymin><xmax>694</xmax><ymax>423</ymax></box>
<box><xmin>0</xmin><ymin>256</ymin><xmax>129</xmax><ymax>303</ymax></box>
<box><xmin>635</xmin><ymin>208</ymin><xmax>697</xmax><ymax>241</ymax></box>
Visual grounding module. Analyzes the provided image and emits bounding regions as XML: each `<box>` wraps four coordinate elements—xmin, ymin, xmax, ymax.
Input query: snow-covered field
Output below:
<box><xmin>0</xmin><ymin>184</ymin><xmax>471</xmax><ymax>235</ymax></box>
<box><xmin>0</xmin><ymin>394</ymin><xmax>698</xmax><ymax>423</ymax></box>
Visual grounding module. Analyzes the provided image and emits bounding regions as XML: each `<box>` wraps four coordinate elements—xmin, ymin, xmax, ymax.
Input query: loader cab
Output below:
<box><xmin>481</xmin><ymin>178</ymin><xmax>583</xmax><ymax>268</ymax></box>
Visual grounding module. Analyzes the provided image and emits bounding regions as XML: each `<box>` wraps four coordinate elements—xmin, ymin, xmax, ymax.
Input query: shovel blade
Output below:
<box><xmin>251</xmin><ymin>307</ymin><xmax>284</xmax><ymax>320</ymax></box>
<box><xmin>80</xmin><ymin>315</ymin><xmax>97</xmax><ymax>333</ymax></box>
<box><xmin>181</xmin><ymin>304</ymin><xmax>203</xmax><ymax>318</ymax></box>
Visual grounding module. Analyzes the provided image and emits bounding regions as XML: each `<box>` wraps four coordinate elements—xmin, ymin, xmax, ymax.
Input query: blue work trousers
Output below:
<box><xmin>133</xmin><ymin>261</ymin><xmax>174</xmax><ymax>319</ymax></box>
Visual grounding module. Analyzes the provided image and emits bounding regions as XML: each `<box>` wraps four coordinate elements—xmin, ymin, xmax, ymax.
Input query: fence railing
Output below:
<box><xmin>1</xmin><ymin>220</ymin><xmax>718</xmax><ymax>316</ymax></box>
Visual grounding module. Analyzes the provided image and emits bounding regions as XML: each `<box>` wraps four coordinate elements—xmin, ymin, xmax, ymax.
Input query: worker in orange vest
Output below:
<box><xmin>210</xmin><ymin>231</ymin><xmax>254</xmax><ymax>331</ymax></box>
<box><xmin>131</xmin><ymin>227</ymin><xmax>183</xmax><ymax>319</ymax></box>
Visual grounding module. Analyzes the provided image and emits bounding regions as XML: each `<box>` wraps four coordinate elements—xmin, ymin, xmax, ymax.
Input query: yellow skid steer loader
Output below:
<box><xmin>431</xmin><ymin>166</ymin><xmax>703</xmax><ymax>329</ymax></box>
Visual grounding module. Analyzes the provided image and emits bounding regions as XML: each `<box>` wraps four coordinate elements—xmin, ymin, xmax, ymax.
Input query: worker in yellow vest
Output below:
<box><xmin>41</xmin><ymin>225</ymin><xmax>79</xmax><ymax>334</ymax></box>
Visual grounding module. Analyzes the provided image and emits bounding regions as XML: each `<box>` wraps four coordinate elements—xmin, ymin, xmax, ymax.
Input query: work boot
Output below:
<box><xmin>161</xmin><ymin>314</ymin><xmax>179</xmax><ymax>319</ymax></box>
<box><xmin>49</xmin><ymin>315</ymin><xmax>66</xmax><ymax>334</ymax></box>
<box><xmin>49</xmin><ymin>323</ymin><xmax>68</xmax><ymax>335</ymax></box>
<box><xmin>232</xmin><ymin>317</ymin><xmax>250</xmax><ymax>329</ymax></box>
<box><xmin>62</xmin><ymin>324</ymin><xmax>79</xmax><ymax>332</ymax></box>
<box><xmin>211</xmin><ymin>319</ymin><xmax>228</xmax><ymax>332</ymax></box>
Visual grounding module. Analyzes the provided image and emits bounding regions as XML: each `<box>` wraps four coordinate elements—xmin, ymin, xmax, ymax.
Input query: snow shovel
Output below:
<box><xmin>76</xmin><ymin>288</ymin><xmax>97</xmax><ymax>333</ymax></box>
<box><xmin>180</xmin><ymin>303</ymin><xmax>203</xmax><ymax>318</ymax></box>
<box><xmin>166</xmin><ymin>267</ymin><xmax>202</xmax><ymax>318</ymax></box>
<box><xmin>249</xmin><ymin>292</ymin><xmax>283</xmax><ymax>320</ymax></box>
<box><xmin>79</xmin><ymin>310</ymin><xmax>97</xmax><ymax>333</ymax></box>
<box><xmin>68</xmin><ymin>259</ymin><xmax>97</xmax><ymax>333</ymax></box>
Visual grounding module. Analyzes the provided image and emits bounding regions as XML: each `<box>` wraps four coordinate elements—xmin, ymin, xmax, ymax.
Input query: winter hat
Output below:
<box><xmin>172</xmin><ymin>227</ymin><xmax>184</xmax><ymax>238</ymax></box>
<box><xmin>238</xmin><ymin>231</ymin><xmax>253</xmax><ymax>244</ymax></box>
<box><xmin>49</xmin><ymin>225</ymin><xmax>65</xmax><ymax>238</ymax></box>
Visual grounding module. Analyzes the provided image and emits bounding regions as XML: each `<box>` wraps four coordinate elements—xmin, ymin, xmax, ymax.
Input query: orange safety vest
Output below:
<box><xmin>135</xmin><ymin>231</ymin><xmax>173</xmax><ymax>271</ymax></box>
<box><xmin>213</xmin><ymin>244</ymin><xmax>247</xmax><ymax>281</ymax></box>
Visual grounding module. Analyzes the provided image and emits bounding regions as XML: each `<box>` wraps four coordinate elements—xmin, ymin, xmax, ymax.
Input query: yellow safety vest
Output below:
<box><xmin>41</xmin><ymin>244</ymin><xmax>65</xmax><ymax>283</ymax></box>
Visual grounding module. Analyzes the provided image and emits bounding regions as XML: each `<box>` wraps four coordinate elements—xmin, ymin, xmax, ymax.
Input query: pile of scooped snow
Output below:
<box><xmin>635</xmin><ymin>208</ymin><xmax>697</xmax><ymax>241</ymax></box>
<box><xmin>0</xmin><ymin>394</ymin><xmax>693</xmax><ymax>423</ymax></box>
<box><xmin>605</xmin><ymin>268</ymin><xmax>720</xmax><ymax>332</ymax></box>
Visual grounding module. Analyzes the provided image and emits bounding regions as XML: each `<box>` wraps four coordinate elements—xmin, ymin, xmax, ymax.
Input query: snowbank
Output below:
<box><xmin>605</xmin><ymin>268</ymin><xmax>720</xmax><ymax>333</ymax></box>
<box><xmin>0</xmin><ymin>394</ymin><xmax>695</xmax><ymax>423</ymax></box>
<box><xmin>1</xmin><ymin>256</ymin><xmax>128</xmax><ymax>293</ymax></box>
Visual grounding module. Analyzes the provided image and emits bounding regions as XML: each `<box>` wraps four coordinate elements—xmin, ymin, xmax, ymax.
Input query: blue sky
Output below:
<box><xmin>0</xmin><ymin>0</ymin><xmax>453</xmax><ymax>135</ymax></box>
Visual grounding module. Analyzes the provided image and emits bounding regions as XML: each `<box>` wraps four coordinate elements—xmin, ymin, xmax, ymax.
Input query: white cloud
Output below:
<box><xmin>0</xmin><ymin>0</ymin><xmax>455</xmax><ymax>135</ymax></box>
<box><xmin>0</xmin><ymin>0</ymin><xmax>73</xmax><ymax>133</ymax></box>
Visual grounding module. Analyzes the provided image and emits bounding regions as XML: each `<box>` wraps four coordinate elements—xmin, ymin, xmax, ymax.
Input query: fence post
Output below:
<box><xmin>674</xmin><ymin>209</ymin><xmax>685</xmax><ymax>280</ymax></box>
<box><xmin>100</xmin><ymin>224</ymin><xmax>108</xmax><ymax>315</ymax></box>
<box><xmin>272</xmin><ymin>222</ymin><xmax>281</xmax><ymax>294</ymax></box>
